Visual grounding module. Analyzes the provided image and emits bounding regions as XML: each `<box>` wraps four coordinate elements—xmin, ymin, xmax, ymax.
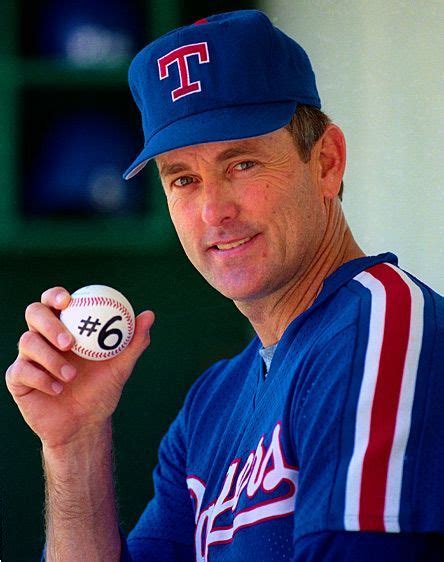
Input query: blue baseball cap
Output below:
<box><xmin>123</xmin><ymin>9</ymin><xmax>321</xmax><ymax>180</ymax></box>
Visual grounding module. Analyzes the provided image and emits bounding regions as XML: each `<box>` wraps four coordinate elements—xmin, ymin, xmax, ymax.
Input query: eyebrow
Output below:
<box><xmin>158</xmin><ymin>144</ymin><xmax>263</xmax><ymax>178</ymax></box>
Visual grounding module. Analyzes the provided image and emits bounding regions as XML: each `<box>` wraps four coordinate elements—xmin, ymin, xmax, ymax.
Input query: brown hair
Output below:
<box><xmin>284</xmin><ymin>105</ymin><xmax>344</xmax><ymax>200</ymax></box>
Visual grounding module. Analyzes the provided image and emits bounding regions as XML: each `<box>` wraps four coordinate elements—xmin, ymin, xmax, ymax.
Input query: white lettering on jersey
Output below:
<box><xmin>187</xmin><ymin>422</ymin><xmax>298</xmax><ymax>562</ymax></box>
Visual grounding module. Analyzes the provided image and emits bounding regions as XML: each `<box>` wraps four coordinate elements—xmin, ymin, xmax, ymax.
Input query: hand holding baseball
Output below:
<box><xmin>5</xmin><ymin>286</ymin><xmax>155</xmax><ymax>450</ymax></box>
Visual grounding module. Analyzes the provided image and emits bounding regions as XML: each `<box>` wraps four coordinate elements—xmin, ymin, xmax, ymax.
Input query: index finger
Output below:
<box><xmin>41</xmin><ymin>286</ymin><xmax>72</xmax><ymax>310</ymax></box>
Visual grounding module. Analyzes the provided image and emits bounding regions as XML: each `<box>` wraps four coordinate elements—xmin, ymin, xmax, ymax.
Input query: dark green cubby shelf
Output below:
<box><xmin>0</xmin><ymin>0</ymin><xmax>180</xmax><ymax>253</ymax></box>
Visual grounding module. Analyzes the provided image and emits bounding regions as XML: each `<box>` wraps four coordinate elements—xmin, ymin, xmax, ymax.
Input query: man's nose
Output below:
<box><xmin>200</xmin><ymin>180</ymin><xmax>240</xmax><ymax>226</ymax></box>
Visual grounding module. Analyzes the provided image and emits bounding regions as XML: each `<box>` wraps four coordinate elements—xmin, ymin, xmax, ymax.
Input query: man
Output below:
<box><xmin>6</xmin><ymin>10</ymin><xmax>443</xmax><ymax>562</ymax></box>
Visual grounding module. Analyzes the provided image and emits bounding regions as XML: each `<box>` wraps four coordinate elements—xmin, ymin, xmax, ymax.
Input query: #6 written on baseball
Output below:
<box><xmin>60</xmin><ymin>285</ymin><xmax>135</xmax><ymax>361</ymax></box>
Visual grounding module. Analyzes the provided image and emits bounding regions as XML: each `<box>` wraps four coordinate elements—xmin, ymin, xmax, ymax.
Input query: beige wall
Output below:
<box><xmin>260</xmin><ymin>0</ymin><xmax>443</xmax><ymax>292</ymax></box>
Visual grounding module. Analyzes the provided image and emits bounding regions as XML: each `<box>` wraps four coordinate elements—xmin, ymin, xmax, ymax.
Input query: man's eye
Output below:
<box><xmin>173</xmin><ymin>176</ymin><xmax>194</xmax><ymax>188</ymax></box>
<box><xmin>233</xmin><ymin>161</ymin><xmax>255</xmax><ymax>172</ymax></box>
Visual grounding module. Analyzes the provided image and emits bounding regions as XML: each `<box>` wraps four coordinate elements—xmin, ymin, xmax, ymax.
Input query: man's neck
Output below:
<box><xmin>235</xmin><ymin>199</ymin><xmax>365</xmax><ymax>346</ymax></box>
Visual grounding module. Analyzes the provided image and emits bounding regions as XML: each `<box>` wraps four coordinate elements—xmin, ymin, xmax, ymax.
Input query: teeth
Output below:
<box><xmin>216</xmin><ymin>237</ymin><xmax>251</xmax><ymax>250</ymax></box>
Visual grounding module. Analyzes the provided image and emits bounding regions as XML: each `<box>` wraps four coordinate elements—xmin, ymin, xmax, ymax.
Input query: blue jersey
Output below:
<box><xmin>121</xmin><ymin>253</ymin><xmax>444</xmax><ymax>561</ymax></box>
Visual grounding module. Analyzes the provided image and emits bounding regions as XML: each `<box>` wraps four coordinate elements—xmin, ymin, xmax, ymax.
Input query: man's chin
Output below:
<box><xmin>200</xmin><ymin>265</ymin><xmax>273</xmax><ymax>302</ymax></box>
<box><xmin>209</xmin><ymin>280</ymin><xmax>271</xmax><ymax>303</ymax></box>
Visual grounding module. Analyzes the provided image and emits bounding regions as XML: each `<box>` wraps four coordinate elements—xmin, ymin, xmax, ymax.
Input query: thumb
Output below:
<box><xmin>112</xmin><ymin>310</ymin><xmax>155</xmax><ymax>377</ymax></box>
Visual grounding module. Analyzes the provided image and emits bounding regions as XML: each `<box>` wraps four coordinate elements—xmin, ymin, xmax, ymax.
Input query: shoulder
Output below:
<box><xmin>345</xmin><ymin>260</ymin><xmax>443</xmax><ymax>336</ymax></box>
<box><xmin>341</xmin><ymin>261</ymin><xmax>443</xmax><ymax>393</ymax></box>
<box><xmin>306</xmin><ymin>259</ymin><xmax>442</xmax><ymax>370</ymax></box>
<box><xmin>292</xmin><ymin>260</ymin><xmax>444</xmax><ymax>538</ymax></box>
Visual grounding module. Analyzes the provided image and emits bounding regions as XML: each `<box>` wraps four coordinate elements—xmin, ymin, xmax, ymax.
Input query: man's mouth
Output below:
<box><xmin>214</xmin><ymin>237</ymin><xmax>252</xmax><ymax>251</ymax></box>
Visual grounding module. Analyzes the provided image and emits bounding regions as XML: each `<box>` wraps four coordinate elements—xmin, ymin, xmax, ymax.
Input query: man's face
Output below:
<box><xmin>157</xmin><ymin>127</ymin><xmax>328</xmax><ymax>303</ymax></box>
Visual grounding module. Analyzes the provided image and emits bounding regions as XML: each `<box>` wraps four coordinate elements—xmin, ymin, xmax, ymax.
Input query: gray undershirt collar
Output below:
<box><xmin>259</xmin><ymin>343</ymin><xmax>278</xmax><ymax>376</ymax></box>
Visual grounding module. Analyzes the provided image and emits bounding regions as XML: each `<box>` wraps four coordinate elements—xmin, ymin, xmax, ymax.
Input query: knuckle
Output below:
<box><xmin>5</xmin><ymin>361</ymin><xmax>16</xmax><ymax>381</ymax></box>
<box><xmin>18</xmin><ymin>330</ymin><xmax>35</xmax><ymax>350</ymax></box>
<box><xmin>5</xmin><ymin>359</ymin><xmax>25</xmax><ymax>385</ymax></box>
<box><xmin>14</xmin><ymin>357</ymin><xmax>25</xmax><ymax>371</ymax></box>
<box><xmin>24</xmin><ymin>302</ymin><xmax>40</xmax><ymax>322</ymax></box>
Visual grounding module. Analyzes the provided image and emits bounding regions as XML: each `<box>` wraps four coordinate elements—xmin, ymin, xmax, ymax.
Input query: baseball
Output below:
<box><xmin>60</xmin><ymin>285</ymin><xmax>135</xmax><ymax>361</ymax></box>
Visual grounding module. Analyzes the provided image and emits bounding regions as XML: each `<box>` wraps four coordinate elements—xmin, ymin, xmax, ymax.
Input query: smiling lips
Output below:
<box><xmin>214</xmin><ymin>236</ymin><xmax>252</xmax><ymax>251</ymax></box>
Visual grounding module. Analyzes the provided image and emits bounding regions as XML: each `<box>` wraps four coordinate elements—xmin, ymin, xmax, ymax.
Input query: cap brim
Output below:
<box><xmin>123</xmin><ymin>101</ymin><xmax>298</xmax><ymax>180</ymax></box>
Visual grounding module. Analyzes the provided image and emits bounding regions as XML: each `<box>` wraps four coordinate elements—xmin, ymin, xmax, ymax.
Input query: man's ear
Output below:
<box><xmin>313</xmin><ymin>124</ymin><xmax>346</xmax><ymax>199</ymax></box>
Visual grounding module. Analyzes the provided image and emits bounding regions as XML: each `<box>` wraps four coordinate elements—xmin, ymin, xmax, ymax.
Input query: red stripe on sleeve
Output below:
<box><xmin>359</xmin><ymin>263</ymin><xmax>411</xmax><ymax>530</ymax></box>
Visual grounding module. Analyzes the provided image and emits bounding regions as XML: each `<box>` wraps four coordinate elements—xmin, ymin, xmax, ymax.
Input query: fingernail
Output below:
<box><xmin>60</xmin><ymin>364</ymin><xmax>76</xmax><ymax>381</ymax></box>
<box><xmin>57</xmin><ymin>333</ymin><xmax>72</xmax><ymax>349</ymax></box>
<box><xmin>56</xmin><ymin>292</ymin><xmax>66</xmax><ymax>305</ymax></box>
<box><xmin>52</xmin><ymin>381</ymin><xmax>63</xmax><ymax>394</ymax></box>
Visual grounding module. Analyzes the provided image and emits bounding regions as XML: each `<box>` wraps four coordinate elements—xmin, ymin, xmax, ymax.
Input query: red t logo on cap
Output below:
<box><xmin>158</xmin><ymin>42</ymin><xmax>210</xmax><ymax>102</ymax></box>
